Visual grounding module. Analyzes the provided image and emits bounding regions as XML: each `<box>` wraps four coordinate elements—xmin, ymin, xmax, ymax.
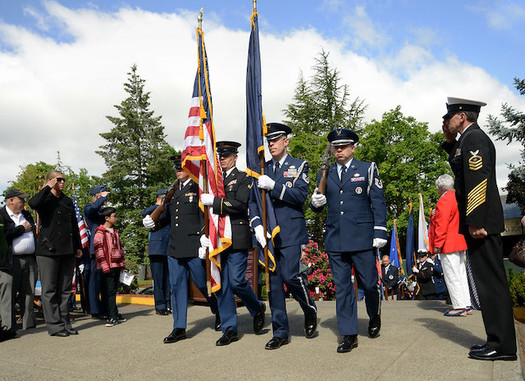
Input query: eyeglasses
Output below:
<box><xmin>56</xmin><ymin>178</ymin><xmax>66</xmax><ymax>182</ymax></box>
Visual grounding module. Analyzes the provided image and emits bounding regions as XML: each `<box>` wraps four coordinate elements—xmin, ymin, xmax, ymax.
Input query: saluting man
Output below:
<box><xmin>200</xmin><ymin>141</ymin><xmax>266</xmax><ymax>346</ymax></box>
<box><xmin>143</xmin><ymin>155</ymin><xmax>220</xmax><ymax>344</ymax></box>
<box><xmin>250</xmin><ymin>122</ymin><xmax>317</xmax><ymax>350</ymax></box>
<box><xmin>441</xmin><ymin>97</ymin><xmax>516</xmax><ymax>361</ymax></box>
<box><xmin>311</xmin><ymin>128</ymin><xmax>387</xmax><ymax>353</ymax></box>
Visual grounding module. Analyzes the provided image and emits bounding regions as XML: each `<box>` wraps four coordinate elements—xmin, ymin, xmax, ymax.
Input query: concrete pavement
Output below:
<box><xmin>1</xmin><ymin>299</ymin><xmax>523</xmax><ymax>381</ymax></box>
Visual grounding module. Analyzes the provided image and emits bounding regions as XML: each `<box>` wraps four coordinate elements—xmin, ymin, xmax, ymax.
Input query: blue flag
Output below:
<box><xmin>246</xmin><ymin>9</ymin><xmax>279</xmax><ymax>271</ymax></box>
<box><xmin>389</xmin><ymin>219</ymin><xmax>401</xmax><ymax>269</ymax></box>
<box><xmin>405</xmin><ymin>204</ymin><xmax>416</xmax><ymax>277</ymax></box>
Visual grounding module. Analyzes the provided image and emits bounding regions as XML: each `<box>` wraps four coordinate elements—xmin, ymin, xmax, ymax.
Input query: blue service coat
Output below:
<box><xmin>249</xmin><ymin>154</ymin><xmax>309</xmax><ymax>249</ymax></box>
<box><xmin>142</xmin><ymin>205</ymin><xmax>170</xmax><ymax>256</ymax></box>
<box><xmin>312</xmin><ymin>159</ymin><xmax>387</xmax><ymax>252</ymax></box>
<box><xmin>84</xmin><ymin>196</ymin><xmax>107</xmax><ymax>255</ymax></box>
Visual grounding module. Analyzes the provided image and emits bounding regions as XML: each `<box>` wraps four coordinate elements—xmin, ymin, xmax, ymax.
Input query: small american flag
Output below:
<box><xmin>72</xmin><ymin>195</ymin><xmax>89</xmax><ymax>249</ymax></box>
<box><xmin>181</xmin><ymin>26</ymin><xmax>231</xmax><ymax>293</ymax></box>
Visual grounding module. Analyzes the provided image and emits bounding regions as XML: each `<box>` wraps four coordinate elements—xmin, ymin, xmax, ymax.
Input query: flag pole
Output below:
<box><xmin>198</xmin><ymin>7</ymin><xmax>212</xmax><ymax>297</ymax></box>
<box><xmin>253</xmin><ymin>0</ymin><xmax>270</xmax><ymax>295</ymax></box>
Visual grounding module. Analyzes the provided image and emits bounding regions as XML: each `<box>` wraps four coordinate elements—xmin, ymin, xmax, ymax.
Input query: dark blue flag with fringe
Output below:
<box><xmin>246</xmin><ymin>9</ymin><xmax>279</xmax><ymax>271</ymax></box>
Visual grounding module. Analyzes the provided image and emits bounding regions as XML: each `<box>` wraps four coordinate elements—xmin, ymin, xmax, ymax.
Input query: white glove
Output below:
<box><xmin>200</xmin><ymin>235</ymin><xmax>210</xmax><ymax>248</ymax></box>
<box><xmin>412</xmin><ymin>266</ymin><xmax>419</xmax><ymax>274</ymax></box>
<box><xmin>373</xmin><ymin>238</ymin><xmax>387</xmax><ymax>248</ymax></box>
<box><xmin>254</xmin><ymin>225</ymin><xmax>267</xmax><ymax>248</ymax></box>
<box><xmin>143</xmin><ymin>215</ymin><xmax>155</xmax><ymax>229</ymax></box>
<box><xmin>311</xmin><ymin>188</ymin><xmax>327</xmax><ymax>208</ymax></box>
<box><xmin>200</xmin><ymin>193</ymin><xmax>214</xmax><ymax>206</ymax></box>
<box><xmin>79</xmin><ymin>264</ymin><xmax>85</xmax><ymax>274</ymax></box>
<box><xmin>257</xmin><ymin>175</ymin><xmax>275</xmax><ymax>191</ymax></box>
<box><xmin>198</xmin><ymin>246</ymin><xmax>207</xmax><ymax>260</ymax></box>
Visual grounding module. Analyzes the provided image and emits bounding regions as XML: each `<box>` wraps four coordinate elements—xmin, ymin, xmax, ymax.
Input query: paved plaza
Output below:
<box><xmin>1</xmin><ymin>299</ymin><xmax>523</xmax><ymax>381</ymax></box>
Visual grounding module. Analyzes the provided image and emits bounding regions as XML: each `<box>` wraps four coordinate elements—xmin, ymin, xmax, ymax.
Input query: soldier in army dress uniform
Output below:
<box><xmin>143</xmin><ymin>155</ymin><xmax>220</xmax><ymax>344</ymax></box>
<box><xmin>200</xmin><ymin>141</ymin><xmax>266</xmax><ymax>346</ymax></box>
<box><xmin>311</xmin><ymin>128</ymin><xmax>387</xmax><ymax>353</ymax></box>
<box><xmin>441</xmin><ymin>97</ymin><xmax>516</xmax><ymax>361</ymax></box>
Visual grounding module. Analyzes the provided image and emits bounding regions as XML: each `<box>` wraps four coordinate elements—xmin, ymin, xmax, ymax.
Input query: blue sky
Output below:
<box><xmin>0</xmin><ymin>0</ymin><xmax>524</xmax><ymax>194</ymax></box>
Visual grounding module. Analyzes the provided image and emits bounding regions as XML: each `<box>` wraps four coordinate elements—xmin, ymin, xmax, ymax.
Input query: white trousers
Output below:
<box><xmin>440</xmin><ymin>250</ymin><xmax>471</xmax><ymax>309</ymax></box>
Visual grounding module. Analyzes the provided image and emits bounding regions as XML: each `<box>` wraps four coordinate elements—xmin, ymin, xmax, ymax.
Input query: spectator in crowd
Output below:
<box><xmin>381</xmin><ymin>254</ymin><xmax>399</xmax><ymax>297</ymax></box>
<box><xmin>142</xmin><ymin>189</ymin><xmax>171</xmax><ymax>315</ymax></box>
<box><xmin>1</xmin><ymin>189</ymin><xmax>37</xmax><ymax>330</ymax></box>
<box><xmin>412</xmin><ymin>252</ymin><xmax>436</xmax><ymax>300</ymax></box>
<box><xmin>28</xmin><ymin>170</ymin><xmax>83</xmax><ymax>337</ymax></box>
<box><xmin>94</xmin><ymin>207</ymin><xmax>126</xmax><ymax>327</ymax></box>
<box><xmin>0</xmin><ymin>213</ymin><xmax>17</xmax><ymax>341</ymax></box>
<box><xmin>430</xmin><ymin>253</ymin><xmax>449</xmax><ymax>302</ymax></box>
<box><xmin>428</xmin><ymin>174</ymin><xmax>470</xmax><ymax>316</ymax></box>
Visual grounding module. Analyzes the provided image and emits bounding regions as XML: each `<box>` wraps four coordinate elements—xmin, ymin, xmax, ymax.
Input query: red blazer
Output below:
<box><xmin>429</xmin><ymin>190</ymin><xmax>467</xmax><ymax>254</ymax></box>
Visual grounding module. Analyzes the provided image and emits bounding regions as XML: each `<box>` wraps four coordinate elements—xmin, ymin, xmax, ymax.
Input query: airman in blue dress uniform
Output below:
<box><xmin>250</xmin><ymin>122</ymin><xmax>317</xmax><ymax>350</ymax></box>
<box><xmin>84</xmin><ymin>184</ymin><xmax>109</xmax><ymax>318</ymax></box>
<box><xmin>311</xmin><ymin>128</ymin><xmax>387</xmax><ymax>353</ymax></box>
<box><xmin>142</xmin><ymin>188</ymin><xmax>171</xmax><ymax>315</ymax></box>
<box><xmin>200</xmin><ymin>141</ymin><xmax>266</xmax><ymax>346</ymax></box>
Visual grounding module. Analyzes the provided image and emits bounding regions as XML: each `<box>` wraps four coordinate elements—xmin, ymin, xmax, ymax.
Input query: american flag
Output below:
<box><xmin>72</xmin><ymin>194</ymin><xmax>89</xmax><ymax>249</ymax></box>
<box><xmin>181</xmin><ymin>26</ymin><xmax>231</xmax><ymax>293</ymax></box>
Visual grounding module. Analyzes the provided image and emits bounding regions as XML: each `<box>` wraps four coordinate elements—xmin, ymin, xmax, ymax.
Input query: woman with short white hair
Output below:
<box><xmin>429</xmin><ymin>174</ymin><xmax>471</xmax><ymax>316</ymax></box>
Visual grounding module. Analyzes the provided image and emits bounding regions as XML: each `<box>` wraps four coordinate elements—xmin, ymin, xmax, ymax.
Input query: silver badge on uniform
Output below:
<box><xmin>286</xmin><ymin>181</ymin><xmax>292</xmax><ymax>188</ymax></box>
<box><xmin>355</xmin><ymin>187</ymin><xmax>362</xmax><ymax>194</ymax></box>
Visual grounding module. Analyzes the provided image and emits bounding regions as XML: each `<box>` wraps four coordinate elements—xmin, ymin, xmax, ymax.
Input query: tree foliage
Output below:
<box><xmin>6</xmin><ymin>157</ymin><xmax>97</xmax><ymax>211</ymax></box>
<box><xmin>97</xmin><ymin>64</ymin><xmax>177</xmax><ymax>268</ymax></box>
<box><xmin>487</xmin><ymin>77</ymin><xmax>525</xmax><ymax>212</ymax></box>
<box><xmin>356</xmin><ymin>106</ymin><xmax>451</xmax><ymax>236</ymax></box>
<box><xmin>283</xmin><ymin>50</ymin><xmax>366</xmax><ymax>246</ymax></box>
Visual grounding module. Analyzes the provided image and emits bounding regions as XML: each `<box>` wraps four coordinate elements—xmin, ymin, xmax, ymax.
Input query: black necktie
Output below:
<box><xmin>274</xmin><ymin>162</ymin><xmax>280</xmax><ymax>174</ymax></box>
<box><xmin>223</xmin><ymin>171</ymin><xmax>227</xmax><ymax>180</ymax></box>
<box><xmin>340</xmin><ymin>166</ymin><xmax>347</xmax><ymax>183</ymax></box>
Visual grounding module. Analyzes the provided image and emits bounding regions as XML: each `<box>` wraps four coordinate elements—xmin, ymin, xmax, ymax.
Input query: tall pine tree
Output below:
<box><xmin>97</xmin><ymin>64</ymin><xmax>176</xmax><ymax>270</ymax></box>
<box><xmin>487</xmin><ymin>77</ymin><xmax>525</xmax><ymax>212</ymax></box>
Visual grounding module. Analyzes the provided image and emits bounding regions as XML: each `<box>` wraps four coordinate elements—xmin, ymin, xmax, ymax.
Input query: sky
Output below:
<box><xmin>1</xmin><ymin>0</ymin><xmax>524</xmax><ymax>199</ymax></box>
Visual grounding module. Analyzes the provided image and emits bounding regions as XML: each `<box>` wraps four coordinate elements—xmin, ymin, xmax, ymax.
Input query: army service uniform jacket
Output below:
<box><xmin>249</xmin><ymin>154</ymin><xmax>309</xmax><ymax>249</ymax></box>
<box><xmin>158</xmin><ymin>180</ymin><xmax>203</xmax><ymax>259</ymax></box>
<box><xmin>312</xmin><ymin>159</ymin><xmax>387</xmax><ymax>253</ymax></box>
<box><xmin>442</xmin><ymin>124</ymin><xmax>504</xmax><ymax>235</ymax></box>
<box><xmin>212</xmin><ymin>167</ymin><xmax>251</xmax><ymax>251</ymax></box>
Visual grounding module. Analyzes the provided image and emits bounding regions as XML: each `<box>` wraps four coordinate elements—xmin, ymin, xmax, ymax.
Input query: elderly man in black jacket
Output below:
<box><xmin>1</xmin><ymin>189</ymin><xmax>38</xmax><ymax>330</ymax></box>
<box><xmin>0</xmin><ymin>213</ymin><xmax>17</xmax><ymax>341</ymax></box>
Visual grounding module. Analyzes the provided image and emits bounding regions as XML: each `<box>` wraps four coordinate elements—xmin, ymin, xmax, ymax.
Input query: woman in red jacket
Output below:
<box><xmin>429</xmin><ymin>174</ymin><xmax>471</xmax><ymax>316</ymax></box>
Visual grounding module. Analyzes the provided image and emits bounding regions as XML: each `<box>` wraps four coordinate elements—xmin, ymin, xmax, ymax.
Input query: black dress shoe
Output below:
<box><xmin>253</xmin><ymin>303</ymin><xmax>266</xmax><ymax>334</ymax></box>
<box><xmin>156</xmin><ymin>309</ymin><xmax>169</xmax><ymax>316</ymax></box>
<box><xmin>470</xmin><ymin>343</ymin><xmax>486</xmax><ymax>350</ymax></box>
<box><xmin>265</xmin><ymin>336</ymin><xmax>289</xmax><ymax>350</ymax></box>
<box><xmin>51</xmin><ymin>329</ymin><xmax>70</xmax><ymax>337</ymax></box>
<box><xmin>469</xmin><ymin>348</ymin><xmax>517</xmax><ymax>361</ymax></box>
<box><xmin>215</xmin><ymin>314</ymin><xmax>221</xmax><ymax>332</ymax></box>
<box><xmin>304</xmin><ymin>314</ymin><xmax>317</xmax><ymax>338</ymax></box>
<box><xmin>216</xmin><ymin>328</ymin><xmax>239</xmax><ymax>346</ymax></box>
<box><xmin>368</xmin><ymin>314</ymin><xmax>381</xmax><ymax>338</ymax></box>
<box><xmin>337</xmin><ymin>335</ymin><xmax>358</xmax><ymax>353</ymax></box>
<box><xmin>163</xmin><ymin>328</ymin><xmax>186</xmax><ymax>344</ymax></box>
<box><xmin>67</xmin><ymin>328</ymin><xmax>79</xmax><ymax>335</ymax></box>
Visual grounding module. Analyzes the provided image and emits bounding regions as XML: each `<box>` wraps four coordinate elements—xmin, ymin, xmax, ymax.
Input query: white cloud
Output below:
<box><xmin>0</xmin><ymin>2</ymin><xmax>523</xmax><ymax>196</ymax></box>
<box><xmin>474</xmin><ymin>2</ymin><xmax>525</xmax><ymax>30</ymax></box>
<box><xmin>342</xmin><ymin>5</ymin><xmax>390</xmax><ymax>51</ymax></box>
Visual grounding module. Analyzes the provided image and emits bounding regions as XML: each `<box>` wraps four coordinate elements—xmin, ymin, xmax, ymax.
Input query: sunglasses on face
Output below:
<box><xmin>56</xmin><ymin>178</ymin><xmax>66</xmax><ymax>182</ymax></box>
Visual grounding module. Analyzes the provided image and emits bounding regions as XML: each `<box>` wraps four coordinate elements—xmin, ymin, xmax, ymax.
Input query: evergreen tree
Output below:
<box><xmin>357</xmin><ymin>106</ymin><xmax>451</xmax><ymax>240</ymax></box>
<box><xmin>487</xmin><ymin>77</ymin><xmax>525</xmax><ymax>212</ymax></box>
<box><xmin>283</xmin><ymin>50</ymin><xmax>366</xmax><ymax>247</ymax></box>
<box><xmin>97</xmin><ymin>64</ymin><xmax>177</xmax><ymax>269</ymax></box>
